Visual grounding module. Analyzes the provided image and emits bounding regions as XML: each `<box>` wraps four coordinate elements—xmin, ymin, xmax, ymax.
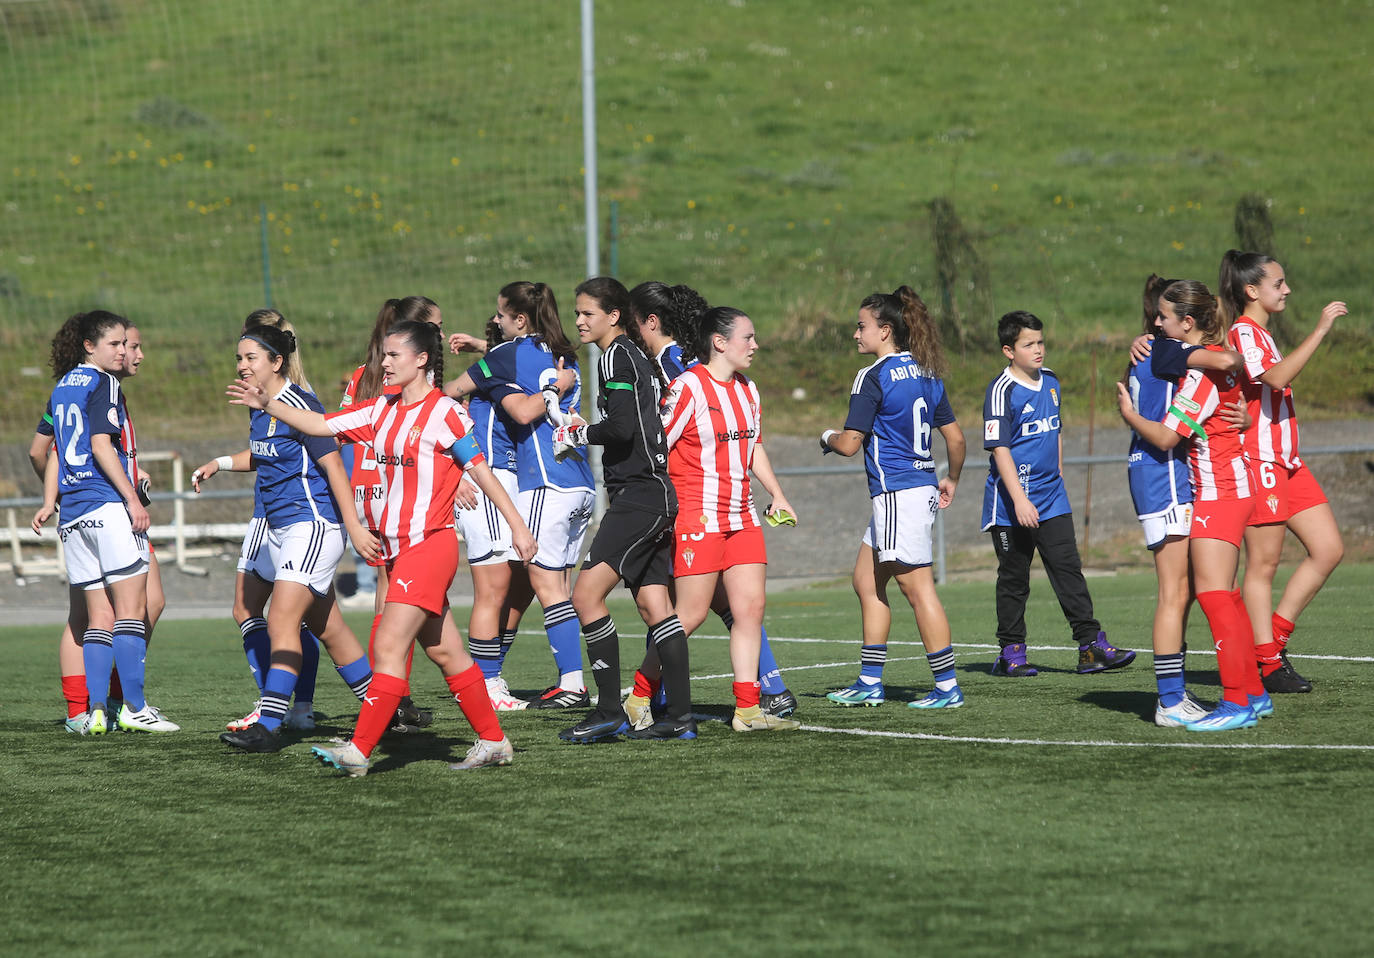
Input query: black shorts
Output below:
<box><xmin>583</xmin><ymin>503</ymin><xmax>674</xmax><ymax>591</ymax></box>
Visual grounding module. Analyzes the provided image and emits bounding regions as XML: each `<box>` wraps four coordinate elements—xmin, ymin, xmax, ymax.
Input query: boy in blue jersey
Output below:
<box><xmin>982</xmin><ymin>311</ymin><xmax>1135</xmax><ymax>676</ymax></box>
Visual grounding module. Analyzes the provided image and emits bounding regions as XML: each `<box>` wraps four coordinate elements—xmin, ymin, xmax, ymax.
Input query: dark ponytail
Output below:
<box><xmin>391</xmin><ymin>318</ymin><xmax>444</xmax><ymax>385</ymax></box>
<box><xmin>501</xmin><ymin>280</ymin><xmax>576</xmax><ymax>363</ymax></box>
<box><xmin>859</xmin><ymin>285</ymin><xmax>946</xmax><ymax>377</ymax></box>
<box><xmin>1218</xmin><ymin>249</ymin><xmax>1277</xmax><ymax>326</ymax></box>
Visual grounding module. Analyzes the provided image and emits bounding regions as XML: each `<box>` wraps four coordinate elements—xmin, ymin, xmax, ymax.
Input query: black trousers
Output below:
<box><xmin>988</xmin><ymin>513</ymin><xmax>1100</xmax><ymax>648</ymax></box>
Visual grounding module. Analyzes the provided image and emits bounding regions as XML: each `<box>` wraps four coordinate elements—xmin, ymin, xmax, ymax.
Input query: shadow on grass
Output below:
<box><xmin>1078</xmin><ymin>689</ymin><xmax>1157</xmax><ymax>724</ymax></box>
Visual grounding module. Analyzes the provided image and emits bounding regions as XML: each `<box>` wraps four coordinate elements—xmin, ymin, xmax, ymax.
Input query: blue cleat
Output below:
<box><xmin>1248</xmin><ymin>692</ymin><xmax>1274</xmax><ymax>719</ymax></box>
<box><xmin>1186</xmin><ymin>699</ymin><xmax>1258</xmax><ymax>732</ymax></box>
<box><xmin>826</xmin><ymin>682</ymin><xmax>886</xmax><ymax>707</ymax></box>
<box><xmin>908</xmin><ymin>686</ymin><xmax>965</xmax><ymax>710</ymax></box>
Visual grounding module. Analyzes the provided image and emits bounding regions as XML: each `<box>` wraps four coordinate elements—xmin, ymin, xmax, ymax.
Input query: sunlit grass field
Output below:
<box><xmin>4</xmin><ymin>565</ymin><xmax>1372</xmax><ymax>956</ymax></box>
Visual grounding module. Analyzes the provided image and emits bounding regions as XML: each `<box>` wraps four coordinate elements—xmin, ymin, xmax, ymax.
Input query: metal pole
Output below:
<box><xmin>581</xmin><ymin>0</ymin><xmax>606</xmax><ymax>517</ymax></box>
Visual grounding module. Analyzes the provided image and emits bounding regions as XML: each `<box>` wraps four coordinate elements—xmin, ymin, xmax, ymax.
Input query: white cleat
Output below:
<box><xmin>485</xmin><ymin>676</ymin><xmax>528</xmax><ymax>712</ymax></box>
<box><xmin>1155</xmin><ymin>692</ymin><xmax>1210</xmax><ymax>728</ymax></box>
<box><xmin>65</xmin><ymin>712</ymin><xmax>90</xmax><ymax>735</ymax></box>
<box><xmin>449</xmin><ymin>736</ymin><xmax>514</xmax><ymax>770</ymax></box>
<box><xmin>226</xmin><ymin>700</ymin><xmax>263</xmax><ymax>732</ymax></box>
<box><xmin>312</xmin><ymin>738</ymin><xmax>370</xmax><ymax>778</ymax></box>
<box><xmin>118</xmin><ymin>703</ymin><xmax>181</xmax><ymax>733</ymax></box>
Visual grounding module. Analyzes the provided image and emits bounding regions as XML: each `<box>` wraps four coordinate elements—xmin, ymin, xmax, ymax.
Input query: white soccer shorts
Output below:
<box><xmin>1138</xmin><ymin>502</ymin><xmax>1194</xmax><ymax>551</ymax></box>
<box><xmin>519</xmin><ymin>486</ymin><xmax>594</xmax><ymax>570</ymax></box>
<box><xmin>60</xmin><ymin>501</ymin><xmax>149</xmax><ymax>590</ymax></box>
<box><xmin>243</xmin><ymin>519</ymin><xmax>345</xmax><ymax>595</ymax></box>
<box><xmin>456</xmin><ymin>468</ymin><xmax>520</xmax><ymax>566</ymax></box>
<box><xmin>862</xmin><ymin>486</ymin><xmax>939</xmax><ymax>567</ymax></box>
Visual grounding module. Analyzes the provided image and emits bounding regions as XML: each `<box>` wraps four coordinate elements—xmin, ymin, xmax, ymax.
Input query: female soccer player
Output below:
<box><xmin>194</xmin><ymin>310</ymin><xmax>328</xmax><ymax>734</ymax></box>
<box><xmin>1124</xmin><ymin>276</ymin><xmax>1246</xmax><ymax>725</ymax></box>
<box><xmin>229</xmin><ymin>318</ymin><xmax>536</xmax><ymax>776</ymax></box>
<box><xmin>31</xmin><ymin>318</ymin><xmax>175</xmax><ymax>732</ymax></box>
<box><xmin>641</xmin><ymin>303</ymin><xmax>801</xmax><ymax>732</ymax></box>
<box><xmin>819</xmin><ymin>287</ymin><xmax>968</xmax><ymax>710</ymax></box>
<box><xmin>446</xmin><ymin>281</ymin><xmax>594</xmax><ymax>712</ymax></box>
<box><xmin>1219</xmin><ymin>250</ymin><xmax>1347</xmax><ymax>693</ymax></box>
<box><xmin>1116</xmin><ymin>280</ymin><xmax>1270</xmax><ymax>731</ymax></box>
<box><xmin>550</xmin><ymin>276</ymin><xmax>695</xmax><ymax>743</ymax></box>
<box><xmin>628</xmin><ymin>282</ymin><xmax>797</xmax><ymax>717</ymax></box>
<box><xmin>196</xmin><ymin>322</ymin><xmax>377</xmax><ymax>752</ymax></box>
<box><xmin>30</xmin><ymin>311</ymin><xmax>176</xmax><ymax>734</ymax></box>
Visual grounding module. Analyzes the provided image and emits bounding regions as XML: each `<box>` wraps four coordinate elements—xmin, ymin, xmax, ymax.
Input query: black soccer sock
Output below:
<box><xmin>582</xmin><ymin>614</ymin><xmax>621</xmax><ymax>717</ymax></box>
<box><xmin>650</xmin><ymin>615</ymin><xmax>692</xmax><ymax>722</ymax></box>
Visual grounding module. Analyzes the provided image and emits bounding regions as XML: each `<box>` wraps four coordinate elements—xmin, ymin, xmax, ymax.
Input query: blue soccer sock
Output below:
<box><xmin>82</xmin><ymin>628</ymin><xmax>115</xmax><ymax>708</ymax></box>
<box><xmin>544</xmin><ymin>600</ymin><xmax>584</xmax><ymax>686</ymax></box>
<box><xmin>239</xmin><ymin>617</ymin><xmax>270</xmax><ymax>692</ymax></box>
<box><xmin>926</xmin><ymin>645</ymin><xmax>958</xmax><ymax>692</ymax></box>
<box><xmin>468</xmin><ymin>635</ymin><xmax>502</xmax><ymax>680</ymax></box>
<box><xmin>497</xmin><ymin>627</ymin><xmax>518</xmax><ymax>671</ymax></box>
<box><xmin>258</xmin><ymin>667</ymin><xmax>298</xmax><ymax>730</ymax></box>
<box><xmin>335</xmin><ymin>655</ymin><xmax>372</xmax><ymax>702</ymax></box>
<box><xmin>111</xmin><ymin>618</ymin><xmax>148</xmax><ymax>712</ymax></box>
<box><xmin>1154</xmin><ymin>652</ymin><xmax>1185</xmax><ymax>707</ymax></box>
<box><xmin>859</xmin><ymin>644</ymin><xmax>888</xmax><ymax>685</ymax></box>
<box><xmin>295</xmin><ymin>625</ymin><xmax>319</xmax><ymax>705</ymax></box>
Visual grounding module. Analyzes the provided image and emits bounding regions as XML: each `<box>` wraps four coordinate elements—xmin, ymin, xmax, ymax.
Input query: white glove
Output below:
<box><xmin>542</xmin><ymin>384</ymin><xmax>565</xmax><ymax>428</ymax></box>
<box><xmin>552</xmin><ymin>423</ymin><xmax>587</xmax><ymax>461</ymax></box>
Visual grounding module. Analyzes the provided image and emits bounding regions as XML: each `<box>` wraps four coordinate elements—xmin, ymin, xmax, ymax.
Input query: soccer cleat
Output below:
<box><xmin>390</xmin><ymin>696</ymin><xmax>434</xmax><ymax>733</ymax></box>
<box><xmin>312</xmin><ymin>738</ymin><xmax>370</xmax><ymax>778</ymax></box>
<box><xmin>527</xmin><ymin>685</ymin><xmax>591</xmax><ymax>710</ymax></box>
<box><xmin>623</xmin><ymin>692</ymin><xmax>654</xmax><ymax>731</ymax></box>
<box><xmin>84</xmin><ymin>707</ymin><xmax>108</xmax><ymax>736</ymax></box>
<box><xmin>626</xmin><ymin>717</ymin><xmax>698</xmax><ymax>740</ymax></box>
<box><xmin>991</xmin><ymin>643</ymin><xmax>1039</xmax><ymax>677</ymax></box>
<box><xmin>485</xmin><ymin>676</ymin><xmax>529</xmax><ymax>712</ymax></box>
<box><xmin>118</xmin><ymin>704</ymin><xmax>180</xmax><ymax>733</ymax></box>
<box><xmin>1248</xmin><ymin>692</ymin><xmax>1275</xmax><ymax>719</ymax></box>
<box><xmin>1186</xmin><ymin>700</ymin><xmax>1258</xmax><ymax>732</ymax></box>
<box><xmin>908</xmin><ymin>686</ymin><xmax>966</xmax><ymax>710</ymax></box>
<box><xmin>449</xmin><ymin>736</ymin><xmax>514</xmax><ymax>770</ymax></box>
<box><xmin>760</xmin><ymin>688</ymin><xmax>798</xmax><ymax>718</ymax></box>
<box><xmin>731</xmin><ymin>705</ymin><xmax>801</xmax><ymax>732</ymax></box>
<box><xmin>283</xmin><ymin>702</ymin><xmax>316</xmax><ymax>730</ymax></box>
<box><xmin>1262</xmin><ymin>659</ymin><xmax>1313</xmax><ymax>694</ymax></box>
<box><xmin>65</xmin><ymin>712</ymin><xmax>89</xmax><ymax>735</ymax></box>
<box><xmin>219</xmin><ymin>721</ymin><xmax>284</xmax><ymax>752</ymax></box>
<box><xmin>558</xmin><ymin>711</ymin><xmax>630</xmax><ymax>744</ymax></box>
<box><xmin>826</xmin><ymin>681</ymin><xmax>885</xmax><ymax>707</ymax></box>
<box><xmin>1155</xmin><ymin>693</ymin><xmax>1210</xmax><ymax>728</ymax></box>
<box><xmin>1077</xmin><ymin>632</ymin><xmax>1136</xmax><ymax>674</ymax></box>
<box><xmin>226</xmin><ymin>700</ymin><xmax>263</xmax><ymax>732</ymax></box>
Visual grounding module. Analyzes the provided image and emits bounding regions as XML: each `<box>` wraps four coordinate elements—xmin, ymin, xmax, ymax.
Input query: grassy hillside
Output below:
<box><xmin>3</xmin><ymin>0</ymin><xmax>1371</xmax><ymax>440</ymax></box>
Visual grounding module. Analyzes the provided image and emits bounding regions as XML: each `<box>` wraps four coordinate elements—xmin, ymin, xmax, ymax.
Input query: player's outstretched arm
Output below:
<box><xmin>227</xmin><ymin>380</ymin><xmax>331</xmax><ymax>436</ymax></box>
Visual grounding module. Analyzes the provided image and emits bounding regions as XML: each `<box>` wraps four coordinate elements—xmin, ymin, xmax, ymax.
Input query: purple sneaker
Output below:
<box><xmin>1077</xmin><ymin>631</ymin><xmax>1136</xmax><ymax>674</ymax></box>
<box><xmin>992</xmin><ymin>642</ymin><xmax>1039</xmax><ymax>677</ymax></box>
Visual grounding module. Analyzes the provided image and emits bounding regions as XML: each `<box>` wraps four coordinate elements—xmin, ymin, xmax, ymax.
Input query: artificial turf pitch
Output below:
<box><xmin>4</xmin><ymin>566</ymin><xmax>1372</xmax><ymax>956</ymax></box>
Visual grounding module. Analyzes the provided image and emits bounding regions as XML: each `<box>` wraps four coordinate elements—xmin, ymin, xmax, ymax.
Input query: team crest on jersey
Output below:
<box><xmin>681</xmin><ymin>546</ymin><xmax>696</xmax><ymax>569</ymax></box>
<box><xmin>984</xmin><ymin>420</ymin><xmax>999</xmax><ymax>441</ymax></box>
<box><xmin>408</xmin><ymin>424</ymin><xmax>423</xmax><ymax>447</ymax></box>
<box><xmin>1267</xmin><ymin>493</ymin><xmax>1280</xmax><ymax>515</ymax></box>
<box><xmin>1050</xmin><ymin>388</ymin><xmax>1059</xmax><ymax>407</ymax></box>
<box><xmin>1244</xmin><ymin>346</ymin><xmax>1264</xmax><ymax>364</ymax></box>
<box><xmin>267</xmin><ymin>417</ymin><xmax>278</xmax><ymax>437</ymax></box>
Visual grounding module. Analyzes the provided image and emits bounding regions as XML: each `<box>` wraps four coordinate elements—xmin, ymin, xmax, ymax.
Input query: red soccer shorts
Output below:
<box><xmin>1191</xmin><ymin>496</ymin><xmax>1253</xmax><ymax>547</ymax></box>
<box><xmin>674</xmin><ymin>524</ymin><xmax>767</xmax><ymax>577</ymax></box>
<box><xmin>385</xmin><ymin>528</ymin><xmax>458</xmax><ymax>617</ymax></box>
<box><xmin>1246</xmin><ymin>460</ymin><xmax>1328</xmax><ymax>526</ymax></box>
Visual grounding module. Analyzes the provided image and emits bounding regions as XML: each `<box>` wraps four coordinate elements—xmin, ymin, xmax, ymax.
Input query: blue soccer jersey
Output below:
<box><xmin>656</xmin><ymin>341</ymin><xmax>694</xmax><ymax>380</ymax></box>
<box><xmin>843</xmin><ymin>352</ymin><xmax>956</xmax><ymax>497</ymax></box>
<box><xmin>250</xmin><ymin>383</ymin><xmax>341</xmax><ymax>527</ymax></box>
<box><xmin>467</xmin><ymin>393</ymin><xmax>518</xmax><ymax>473</ymax></box>
<box><xmin>981</xmin><ymin>367</ymin><xmax>1072</xmax><ymax>529</ymax></box>
<box><xmin>466</xmin><ymin>336</ymin><xmax>594</xmax><ymax>493</ymax></box>
<box><xmin>42</xmin><ymin>363</ymin><xmax>126</xmax><ymax>521</ymax></box>
<box><xmin>1126</xmin><ymin>343</ymin><xmax>1194</xmax><ymax>517</ymax></box>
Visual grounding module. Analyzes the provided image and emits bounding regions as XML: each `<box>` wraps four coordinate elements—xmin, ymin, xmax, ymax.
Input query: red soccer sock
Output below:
<box><xmin>1273</xmin><ymin>613</ymin><xmax>1296</xmax><ymax>650</ymax></box>
<box><xmin>632</xmin><ymin>670</ymin><xmax>660</xmax><ymax>699</ymax></box>
<box><xmin>61</xmin><ymin>675</ymin><xmax>89</xmax><ymax>718</ymax></box>
<box><xmin>109</xmin><ymin>670</ymin><xmax>124</xmax><ymax>701</ymax></box>
<box><xmin>1197</xmin><ymin>590</ymin><xmax>1255</xmax><ymax>706</ymax></box>
<box><xmin>733</xmin><ymin>680</ymin><xmax>761</xmax><ymax>709</ymax></box>
<box><xmin>1255</xmin><ymin>641</ymin><xmax>1284</xmax><ymax>676</ymax></box>
<box><xmin>1231</xmin><ymin>590</ymin><xmax>1265</xmax><ymax>696</ymax></box>
<box><xmin>446</xmin><ymin>663</ymin><xmax>504</xmax><ymax>742</ymax></box>
<box><xmin>352</xmin><ymin>671</ymin><xmax>408</xmax><ymax>757</ymax></box>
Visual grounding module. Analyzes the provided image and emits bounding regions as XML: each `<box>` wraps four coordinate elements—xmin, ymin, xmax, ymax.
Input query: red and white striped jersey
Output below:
<box><xmin>119</xmin><ymin>396</ymin><xmax>138</xmax><ymax>485</ymax></box>
<box><xmin>662</xmin><ymin>365</ymin><xmax>762</xmax><ymax>532</ymax></box>
<box><xmin>1163</xmin><ymin>361</ymin><xmax>1253</xmax><ymax>502</ymax></box>
<box><xmin>325</xmin><ymin>388</ymin><xmax>484</xmax><ymax>559</ymax></box>
<box><xmin>1228</xmin><ymin>317</ymin><xmax>1301</xmax><ymax>469</ymax></box>
<box><xmin>339</xmin><ymin>364</ymin><xmax>405</xmax><ymax>528</ymax></box>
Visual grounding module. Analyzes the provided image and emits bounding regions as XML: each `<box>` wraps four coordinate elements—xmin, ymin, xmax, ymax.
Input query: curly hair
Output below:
<box><xmin>49</xmin><ymin>310</ymin><xmax>127</xmax><ymax>379</ymax></box>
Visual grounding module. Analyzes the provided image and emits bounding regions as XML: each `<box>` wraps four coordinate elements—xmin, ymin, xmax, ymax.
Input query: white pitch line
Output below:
<box><xmin>794</xmin><ymin>724</ymin><xmax>1374</xmax><ymax>752</ymax></box>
